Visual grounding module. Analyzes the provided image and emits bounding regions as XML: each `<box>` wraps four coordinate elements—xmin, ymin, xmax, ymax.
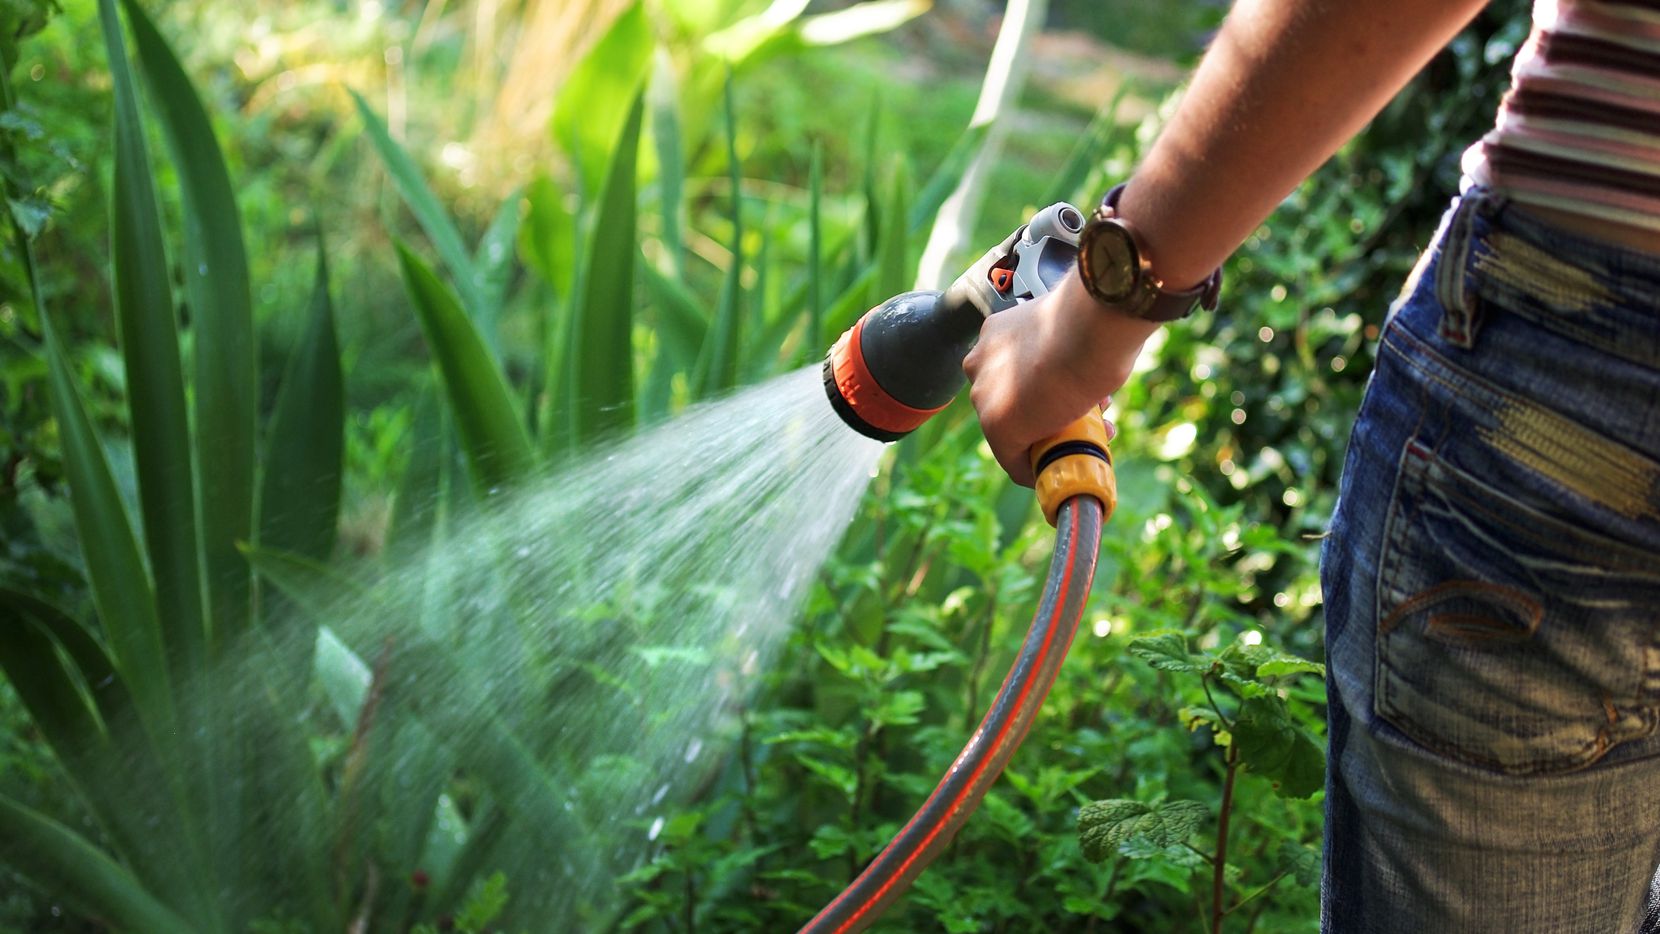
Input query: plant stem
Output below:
<box><xmin>848</xmin><ymin>722</ymin><xmax>873</xmax><ymax>882</ymax></box>
<box><xmin>1226</xmin><ymin>869</ymin><xmax>1289</xmax><ymax>917</ymax></box>
<box><xmin>1201</xmin><ymin>675</ymin><xmax>1233</xmax><ymax>731</ymax></box>
<box><xmin>684</xmin><ymin>865</ymin><xmax>697</xmax><ymax>934</ymax></box>
<box><xmin>964</xmin><ymin>588</ymin><xmax>999</xmax><ymax>728</ymax></box>
<box><xmin>1212</xmin><ymin>744</ymin><xmax>1241</xmax><ymax>934</ymax></box>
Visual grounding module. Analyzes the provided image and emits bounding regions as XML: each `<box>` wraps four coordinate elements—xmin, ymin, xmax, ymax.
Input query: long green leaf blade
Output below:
<box><xmin>872</xmin><ymin>155</ymin><xmax>912</xmax><ymax>309</ymax></box>
<box><xmin>807</xmin><ymin>140</ymin><xmax>823</xmax><ymax>358</ymax></box>
<box><xmin>352</xmin><ymin>89</ymin><xmax>487</xmax><ymax>316</ymax></box>
<box><xmin>697</xmin><ymin>73</ymin><xmax>743</xmax><ymax>397</ymax></box>
<box><xmin>650</xmin><ymin>48</ymin><xmax>686</xmax><ymax>279</ymax></box>
<box><xmin>570</xmin><ymin>87</ymin><xmax>643</xmax><ymax>443</ymax></box>
<box><xmin>551</xmin><ymin>0</ymin><xmax>651</xmax><ymax>202</ymax></box>
<box><xmin>98</xmin><ymin>0</ymin><xmax>204</xmax><ymax>673</ymax></box>
<box><xmin>0</xmin><ymin>591</ymin><xmax>212</xmax><ymax>917</ymax></box>
<box><xmin>123</xmin><ymin>0</ymin><xmax>256</xmax><ymax>647</ymax></box>
<box><xmin>473</xmin><ymin>189</ymin><xmax>523</xmax><ymax>359</ymax></box>
<box><xmin>259</xmin><ymin>246</ymin><xmax>343</xmax><ymax>563</ymax></box>
<box><xmin>396</xmin><ymin>241</ymin><xmax>536</xmax><ymax>492</ymax></box>
<box><xmin>0</xmin><ymin>794</ymin><xmax>195</xmax><ymax>932</ymax></box>
<box><xmin>39</xmin><ymin>320</ymin><xmax>174</xmax><ymax>735</ymax></box>
<box><xmin>386</xmin><ymin>387</ymin><xmax>444</xmax><ymax>554</ymax></box>
<box><xmin>0</xmin><ymin>596</ymin><xmax>106</xmax><ymax>753</ymax></box>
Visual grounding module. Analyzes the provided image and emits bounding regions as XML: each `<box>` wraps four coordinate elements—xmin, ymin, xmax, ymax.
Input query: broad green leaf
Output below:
<box><xmin>125</xmin><ymin>0</ymin><xmax>256</xmax><ymax>647</ymax></box>
<box><xmin>697</xmin><ymin>73</ymin><xmax>742</xmax><ymax>397</ymax></box>
<box><xmin>551</xmin><ymin>0</ymin><xmax>651</xmax><ymax>201</ymax></box>
<box><xmin>0</xmin><ymin>794</ymin><xmax>193</xmax><ymax>932</ymax></box>
<box><xmin>99</xmin><ymin>0</ymin><xmax>205</xmax><ymax>673</ymax></box>
<box><xmin>352</xmin><ymin>89</ymin><xmax>485</xmax><ymax>316</ymax></box>
<box><xmin>1126</xmin><ymin>632</ymin><xmax>1209</xmax><ymax>673</ymax></box>
<box><xmin>1233</xmin><ymin>694</ymin><xmax>1325</xmax><ymax>798</ymax></box>
<box><xmin>521</xmin><ymin>173</ymin><xmax>577</xmax><ymax>300</ymax></box>
<box><xmin>1077</xmin><ymin>799</ymin><xmax>1208</xmax><ymax>862</ymax></box>
<box><xmin>570</xmin><ymin>87</ymin><xmax>642</xmax><ymax>443</ymax></box>
<box><xmin>259</xmin><ymin>245</ymin><xmax>343</xmax><ymax>563</ymax></box>
<box><xmin>396</xmin><ymin>241</ymin><xmax>536</xmax><ymax>491</ymax></box>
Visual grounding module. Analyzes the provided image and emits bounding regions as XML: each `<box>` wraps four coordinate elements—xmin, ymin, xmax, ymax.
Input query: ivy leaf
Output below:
<box><xmin>1127</xmin><ymin>633</ymin><xmax>1209</xmax><ymax>673</ymax></box>
<box><xmin>1077</xmin><ymin>799</ymin><xmax>1207</xmax><ymax>862</ymax></box>
<box><xmin>1277</xmin><ymin>840</ymin><xmax>1321</xmax><ymax>887</ymax></box>
<box><xmin>1232</xmin><ymin>695</ymin><xmax>1324</xmax><ymax>798</ymax></box>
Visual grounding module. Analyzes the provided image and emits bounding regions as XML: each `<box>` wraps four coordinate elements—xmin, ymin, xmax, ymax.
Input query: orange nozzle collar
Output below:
<box><xmin>830</xmin><ymin>316</ymin><xmax>948</xmax><ymax>438</ymax></box>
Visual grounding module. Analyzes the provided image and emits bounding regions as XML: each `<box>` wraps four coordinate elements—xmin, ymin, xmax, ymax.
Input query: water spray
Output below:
<box><xmin>805</xmin><ymin>204</ymin><xmax>1116</xmax><ymax>932</ymax></box>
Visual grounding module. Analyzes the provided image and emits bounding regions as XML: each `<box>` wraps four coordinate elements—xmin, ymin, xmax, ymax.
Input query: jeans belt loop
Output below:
<box><xmin>1434</xmin><ymin>190</ymin><xmax>1486</xmax><ymax>349</ymax></box>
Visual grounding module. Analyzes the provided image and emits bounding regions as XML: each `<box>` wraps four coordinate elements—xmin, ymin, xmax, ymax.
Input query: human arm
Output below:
<box><xmin>963</xmin><ymin>0</ymin><xmax>1491</xmax><ymax>486</ymax></box>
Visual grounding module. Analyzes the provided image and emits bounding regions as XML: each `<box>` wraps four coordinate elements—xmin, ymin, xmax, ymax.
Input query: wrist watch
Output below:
<box><xmin>1076</xmin><ymin>183</ymin><xmax>1222</xmax><ymax>322</ymax></box>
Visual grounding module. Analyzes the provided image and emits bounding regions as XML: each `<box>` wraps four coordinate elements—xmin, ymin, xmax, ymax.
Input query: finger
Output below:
<box><xmin>1097</xmin><ymin>394</ymin><xmax>1117</xmax><ymax>442</ymax></box>
<box><xmin>996</xmin><ymin>442</ymin><xmax>1036</xmax><ymax>488</ymax></box>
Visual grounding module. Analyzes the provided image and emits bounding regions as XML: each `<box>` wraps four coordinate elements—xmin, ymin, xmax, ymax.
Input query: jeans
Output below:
<box><xmin>1320</xmin><ymin>186</ymin><xmax>1660</xmax><ymax>932</ymax></box>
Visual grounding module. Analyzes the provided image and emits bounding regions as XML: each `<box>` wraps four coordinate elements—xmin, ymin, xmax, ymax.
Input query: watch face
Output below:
<box><xmin>1081</xmin><ymin>220</ymin><xmax>1139</xmax><ymax>303</ymax></box>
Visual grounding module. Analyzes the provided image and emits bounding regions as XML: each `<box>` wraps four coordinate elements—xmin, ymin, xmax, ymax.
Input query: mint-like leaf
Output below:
<box><xmin>1077</xmin><ymin>798</ymin><xmax>1207</xmax><ymax>862</ymax></box>
<box><xmin>1277</xmin><ymin>840</ymin><xmax>1321</xmax><ymax>887</ymax></box>
<box><xmin>1233</xmin><ymin>695</ymin><xmax>1324</xmax><ymax>798</ymax></box>
<box><xmin>1127</xmin><ymin>633</ymin><xmax>1209</xmax><ymax>673</ymax></box>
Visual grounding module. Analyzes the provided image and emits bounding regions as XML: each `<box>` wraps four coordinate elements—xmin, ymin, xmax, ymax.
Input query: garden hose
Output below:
<box><xmin>807</xmin><ymin>205</ymin><xmax>1117</xmax><ymax>931</ymax></box>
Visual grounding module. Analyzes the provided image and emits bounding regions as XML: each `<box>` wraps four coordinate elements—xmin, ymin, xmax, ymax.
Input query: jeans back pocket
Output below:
<box><xmin>1375</xmin><ymin>439</ymin><xmax>1660</xmax><ymax>775</ymax></box>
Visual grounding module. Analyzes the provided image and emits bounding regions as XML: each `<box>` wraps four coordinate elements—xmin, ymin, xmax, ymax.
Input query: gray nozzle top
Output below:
<box><xmin>942</xmin><ymin>201</ymin><xmax>1085</xmax><ymax>319</ymax></box>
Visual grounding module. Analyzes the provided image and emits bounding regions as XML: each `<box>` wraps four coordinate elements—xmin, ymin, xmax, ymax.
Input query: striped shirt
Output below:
<box><xmin>1461</xmin><ymin>0</ymin><xmax>1660</xmax><ymax>233</ymax></box>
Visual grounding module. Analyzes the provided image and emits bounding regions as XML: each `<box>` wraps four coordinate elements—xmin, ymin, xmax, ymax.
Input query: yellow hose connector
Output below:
<box><xmin>1029</xmin><ymin>406</ymin><xmax>1116</xmax><ymax>527</ymax></box>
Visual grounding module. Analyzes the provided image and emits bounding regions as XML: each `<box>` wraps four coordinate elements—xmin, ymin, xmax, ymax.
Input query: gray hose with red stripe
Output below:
<box><xmin>798</xmin><ymin>494</ymin><xmax>1104</xmax><ymax>934</ymax></box>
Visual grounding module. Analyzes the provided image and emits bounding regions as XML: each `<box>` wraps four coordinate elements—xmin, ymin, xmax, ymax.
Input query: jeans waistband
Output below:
<box><xmin>1433</xmin><ymin>186</ymin><xmax>1660</xmax><ymax>365</ymax></box>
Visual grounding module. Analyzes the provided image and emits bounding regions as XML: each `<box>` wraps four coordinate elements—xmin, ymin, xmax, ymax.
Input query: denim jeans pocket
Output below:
<box><xmin>1374</xmin><ymin>436</ymin><xmax>1660</xmax><ymax>776</ymax></box>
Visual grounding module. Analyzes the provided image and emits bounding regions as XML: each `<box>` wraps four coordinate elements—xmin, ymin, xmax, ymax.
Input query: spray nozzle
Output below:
<box><xmin>821</xmin><ymin>200</ymin><xmax>1115</xmax><ymax>523</ymax></box>
<box><xmin>822</xmin><ymin>202</ymin><xmax>1084</xmax><ymax>443</ymax></box>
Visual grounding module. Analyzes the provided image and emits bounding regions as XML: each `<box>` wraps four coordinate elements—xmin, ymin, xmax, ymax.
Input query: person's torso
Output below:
<box><xmin>1461</xmin><ymin>0</ymin><xmax>1660</xmax><ymax>256</ymax></box>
